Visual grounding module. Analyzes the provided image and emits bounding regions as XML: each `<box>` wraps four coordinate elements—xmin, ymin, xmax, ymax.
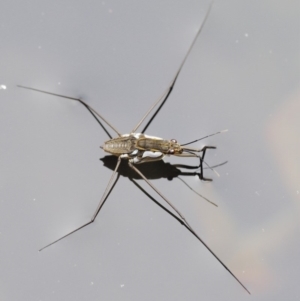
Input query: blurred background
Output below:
<box><xmin>0</xmin><ymin>0</ymin><xmax>299</xmax><ymax>300</ymax></box>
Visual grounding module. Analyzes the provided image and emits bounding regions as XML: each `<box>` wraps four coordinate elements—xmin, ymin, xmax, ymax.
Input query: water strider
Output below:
<box><xmin>18</xmin><ymin>4</ymin><xmax>250</xmax><ymax>294</ymax></box>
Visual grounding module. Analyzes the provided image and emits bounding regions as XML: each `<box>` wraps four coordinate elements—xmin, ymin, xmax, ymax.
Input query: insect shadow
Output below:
<box><xmin>98</xmin><ymin>156</ymin><xmax>209</xmax><ymax>231</ymax></box>
<box><xmin>100</xmin><ymin>155</ymin><xmax>227</xmax><ymax>206</ymax></box>
<box><xmin>17</xmin><ymin>3</ymin><xmax>250</xmax><ymax>294</ymax></box>
<box><xmin>100</xmin><ymin>154</ymin><xmax>211</xmax><ymax>181</ymax></box>
<box><xmin>98</xmin><ymin>155</ymin><xmax>227</xmax><ymax>256</ymax></box>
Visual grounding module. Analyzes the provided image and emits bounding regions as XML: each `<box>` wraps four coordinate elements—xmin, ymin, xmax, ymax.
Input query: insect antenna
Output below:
<box><xmin>181</xmin><ymin>129</ymin><xmax>228</xmax><ymax>146</ymax></box>
<box><xmin>17</xmin><ymin>85</ymin><xmax>120</xmax><ymax>138</ymax></box>
<box><xmin>181</xmin><ymin>129</ymin><xmax>228</xmax><ymax>178</ymax></box>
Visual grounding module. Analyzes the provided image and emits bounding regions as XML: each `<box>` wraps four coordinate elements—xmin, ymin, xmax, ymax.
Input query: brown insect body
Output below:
<box><xmin>102</xmin><ymin>133</ymin><xmax>183</xmax><ymax>160</ymax></box>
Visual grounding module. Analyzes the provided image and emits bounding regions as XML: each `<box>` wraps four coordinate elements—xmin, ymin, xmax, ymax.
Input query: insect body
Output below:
<box><xmin>103</xmin><ymin>134</ymin><xmax>206</xmax><ymax>163</ymax></box>
<box><xmin>17</xmin><ymin>3</ymin><xmax>250</xmax><ymax>295</ymax></box>
<box><xmin>103</xmin><ymin>134</ymin><xmax>180</xmax><ymax>156</ymax></box>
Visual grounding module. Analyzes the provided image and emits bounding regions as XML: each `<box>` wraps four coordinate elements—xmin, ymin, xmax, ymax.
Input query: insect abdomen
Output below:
<box><xmin>103</xmin><ymin>136</ymin><xmax>136</xmax><ymax>155</ymax></box>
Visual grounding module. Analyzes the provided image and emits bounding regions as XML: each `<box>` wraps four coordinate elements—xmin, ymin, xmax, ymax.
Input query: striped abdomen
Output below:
<box><xmin>102</xmin><ymin>136</ymin><xmax>137</xmax><ymax>155</ymax></box>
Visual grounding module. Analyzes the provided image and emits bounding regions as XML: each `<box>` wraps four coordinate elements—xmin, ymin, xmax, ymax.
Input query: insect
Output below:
<box><xmin>18</xmin><ymin>4</ymin><xmax>250</xmax><ymax>294</ymax></box>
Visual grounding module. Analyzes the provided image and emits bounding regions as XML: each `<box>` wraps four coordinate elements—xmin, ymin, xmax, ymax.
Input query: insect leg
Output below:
<box><xmin>173</xmin><ymin>161</ymin><xmax>228</xmax><ymax>170</ymax></box>
<box><xmin>130</xmin><ymin>178</ymin><xmax>221</xmax><ymax>256</ymax></box>
<box><xmin>17</xmin><ymin>85</ymin><xmax>121</xmax><ymax>138</ymax></box>
<box><xmin>39</xmin><ymin>156</ymin><xmax>122</xmax><ymax>251</ymax></box>
<box><xmin>176</xmin><ymin>176</ymin><xmax>217</xmax><ymax>207</ymax></box>
<box><xmin>128</xmin><ymin>161</ymin><xmax>189</xmax><ymax>224</ymax></box>
<box><xmin>179</xmin><ymin>146</ymin><xmax>217</xmax><ymax>181</ymax></box>
<box><xmin>199</xmin><ymin>146</ymin><xmax>216</xmax><ymax>180</ymax></box>
<box><xmin>128</xmin><ymin>160</ymin><xmax>250</xmax><ymax>294</ymax></box>
<box><xmin>130</xmin><ymin>3</ymin><xmax>213</xmax><ymax>134</ymax></box>
<box><xmin>129</xmin><ymin>178</ymin><xmax>186</xmax><ymax>227</ymax></box>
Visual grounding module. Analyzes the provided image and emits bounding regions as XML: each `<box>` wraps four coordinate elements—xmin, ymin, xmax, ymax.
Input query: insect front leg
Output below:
<box><xmin>176</xmin><ymin>145</ymin><xmax>217</xmax><ymax>181</ymax></box>
<box><xmin>198</xmin><ymin>146</ymin><xmax>216</xmax><ymax>181</ymax></box>
<box><xmin>131</xmin><ymin>151</ymin><xmax>165</xmax><ymax>164</ymax></box>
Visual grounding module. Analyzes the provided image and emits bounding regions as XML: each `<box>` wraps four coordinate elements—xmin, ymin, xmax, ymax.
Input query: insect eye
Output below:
<box><xmin>168</xmin><ymin>149</ymin><xmax>175</xmax><ymax>154</ymax></box>
<box><xmin>171</xmin><ymin>139</ymin><xmax>177</xmax><ymax>143</ymax></box>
